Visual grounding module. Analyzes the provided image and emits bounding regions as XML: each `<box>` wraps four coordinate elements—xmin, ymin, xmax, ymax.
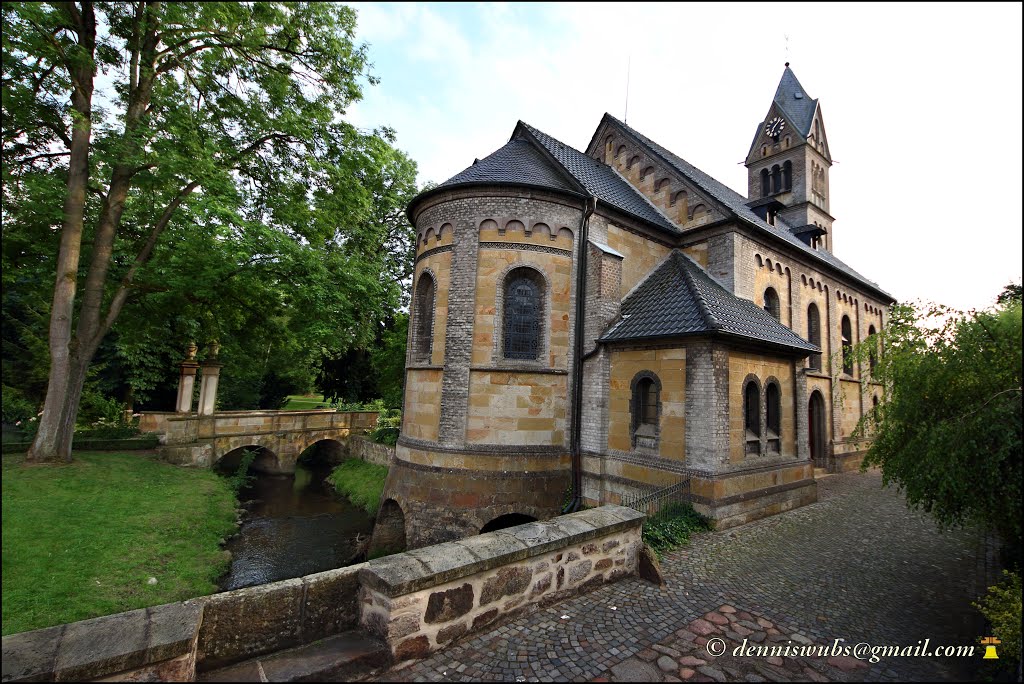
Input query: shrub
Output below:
<box><xmin>369</xmin><ymin>408</ymin><xmax>401</xmax><ymax>446</ymax></box>
<box><xmin>225</xmin><ymin>449</ymin><xmax>258</xmax><ymax>494</ymax></box>
<box><xmin>974</xmin><ymin>570</ymin><xmax>1022</xmax><ymax>662</ymax></box>
<box><xmin>2</xmin><ymin>386</ymin><xmax>36</xmax><ymax>426</ymax></box>
<box><xmin>642</xmin><ymin>502</ymin><xmax>712</xmax><ymax>559</ymax></box>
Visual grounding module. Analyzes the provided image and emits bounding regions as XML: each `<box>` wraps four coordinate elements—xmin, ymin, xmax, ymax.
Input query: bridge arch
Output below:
<box><xmin>296</xmin><ymin>438</ymin><xmax>347</xmax><ymax>466</ymax></box>
<box><xmin>215</xmin><ymin>445</ymin><xmax>279</xmax><ymax>475</ymax></box>
<box><xmin>480</xmin><ymin>513</ymin><xmax>537</xmax><ymax>534</ymax></box>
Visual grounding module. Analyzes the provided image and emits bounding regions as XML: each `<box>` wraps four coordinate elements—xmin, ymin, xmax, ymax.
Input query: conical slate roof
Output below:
<box><xmin>435</xmin><ymin>138</ymin><xmax>580</xmax><ymax>194</ymax></box>
<box><xmin>773</xmin><ymin>66</ymin><xmax>818</xmax><ymax>137</ymax></box>
<box><xmin>517</xmin><ymin>123</ymin><xmax>679</xmax><ymax>234</ymax></box>
<box><xmin>412</xmin><ymin>122</ymin><xmax>679</xmax><ymax>235</ymax></box>
<box><xmin>601</xmin><ymin>250</ymin><xmax>819</xmax><ymax>354</ymax></box>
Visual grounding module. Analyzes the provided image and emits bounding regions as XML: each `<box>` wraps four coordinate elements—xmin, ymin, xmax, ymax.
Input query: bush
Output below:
<box><xmin>974</xmin><ymin>570</ymin><xmax>1022</xmax><ymax>662</ymax></box>
<box><xmin>369</xmin><ymin>408</ymin><xmax>401</xmax><ymax>446</ymax></box>
<box><xmin>642</xmin><ymin>502</ymin><xmax>712</xmax><ymax>559</ymax></box>
<box><xmin>1</xmin><ymin>386</ymin><xmax>36</xmax><ymax>425</ymax></box>
<box><xmin>328</xmin><ymin>459</ymin><xmax>389</xmax><ymax>515</ymax></box>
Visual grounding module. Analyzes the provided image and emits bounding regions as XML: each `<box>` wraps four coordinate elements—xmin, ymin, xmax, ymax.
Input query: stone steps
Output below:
<box><xmin>813</xmin><ymin>467</ymin><xmax>832</xmax><ymax>479</ymax></box>
<box><xmin>197</xmin><ymin>630</ymin><xmax>389</xmax><ymax>682</ymax></box>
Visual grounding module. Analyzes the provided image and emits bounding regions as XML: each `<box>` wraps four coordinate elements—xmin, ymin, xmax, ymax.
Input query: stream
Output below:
<box><xmin>219</xmin><ymin>460</ymin><xmax>374</xmax><ymax>591</ymax></box>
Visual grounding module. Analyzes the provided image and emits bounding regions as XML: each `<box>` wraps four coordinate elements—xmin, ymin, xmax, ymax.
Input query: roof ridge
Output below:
<box><xmin>673</xmin><ymin>251</ymin><xmax>721</xmax><ymax>331</ymax></box>
<box><xmin>620</xmin><ymin>250</ymin><xmax>678</xmax><ymax>309</ymax></box>
<box><xmin>513</xmin><ymin>122</ymin><xmax>590</xmax><ymax>195</ymax></box>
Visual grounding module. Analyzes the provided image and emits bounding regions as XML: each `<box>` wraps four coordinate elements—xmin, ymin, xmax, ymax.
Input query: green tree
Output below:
<box><xmin>2</xmin><ymin>2</ymin><xmax>416</xmax><ymax>461</ymax></box>
<box><xmin>861</xmin><ymin>298</ymin><xmax>1022</xmax><ymax>564</ymax></box>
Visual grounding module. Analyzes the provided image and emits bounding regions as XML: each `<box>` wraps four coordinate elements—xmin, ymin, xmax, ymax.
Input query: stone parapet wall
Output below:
<box><xmin>358</xmin><ymin>505</ymin><xmax>644</xmax><ymax>662</ymax></box>
<box><xmin>196</xmin><ymin>564</ymin><xmax>367</xmax><ymax>671</ymax></box>
<box><xmin>2</xmin><ymin>507</ymin><xmax>643</xmax><ymax>682</ymax></box>
<box><xmin>2</xmin><ymin>600</ymin><xmax>204</xmax><ymax>683</ymax></box>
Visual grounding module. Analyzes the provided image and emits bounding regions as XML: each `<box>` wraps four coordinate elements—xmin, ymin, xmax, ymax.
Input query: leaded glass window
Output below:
<box><xmin>503</xmin><ymin>271</ymin><xmax>542</xmax><ymax>360</ymax></box>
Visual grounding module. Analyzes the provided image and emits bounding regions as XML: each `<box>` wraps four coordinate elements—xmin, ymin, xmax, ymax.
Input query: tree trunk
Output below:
<box><xmin>27</xmin><ymin>357</ymin><xmax>91</xmax><ymax>463</ymax></box>
<box><xmin>26</xmin><ymin>2</ymin><xmax>96</xmax><ymax>464</ymax></box>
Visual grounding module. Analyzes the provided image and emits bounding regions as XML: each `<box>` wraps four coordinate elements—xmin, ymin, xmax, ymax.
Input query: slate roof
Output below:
<box><xmin>773</xmin><ymin>67</ymin><xmax>818</xmax><ymax>137</ymax></box>
<box><xmin>601</xmin><ymin>251</ymin><xmax>819</xmax><ymax>354</ymax></box>
<box><xmin>435</xmin><ymin>138</ymin><xmax>579</xmax><ymax>195</ymax></box>
<box><xmin>517</xmin><ymin>123</ymin><xmax>679</xmax><ymax>234</ymax></box>
<box><xmin>411</xmin><ymin>122</ymin><xmax>679</xmax><ymax>235</ymax></box>
<box><xmin>603</xmin><ymin>114</ymin><xmax>893</xmax><ymax>302</ymax></box>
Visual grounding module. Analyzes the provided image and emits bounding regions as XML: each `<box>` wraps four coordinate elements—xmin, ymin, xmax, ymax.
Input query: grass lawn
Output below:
<box><xmin>281</xmin><ymin>393</ymin><xmax>330</xmax><ymax>410</ymax></box>
<box><xmin>328</xmin><ymin>459</ymin><xmax>389</xmax><ymax>515</ymax></box>
<box><xmin>1</xmin><ymin>451</ymin><xmax>237</xmax><ymax>636</ymax></box>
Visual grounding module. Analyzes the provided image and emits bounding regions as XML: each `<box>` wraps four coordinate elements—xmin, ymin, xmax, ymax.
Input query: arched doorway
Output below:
<box><xmin>480</xmin><ymin>513</ymin><xmax>537</xmax><ymax>534</ymax></box>
<box><xmin>808</xmin><ymin>391</ymin><xmax>827</xmax><ymax>468</ymax></box>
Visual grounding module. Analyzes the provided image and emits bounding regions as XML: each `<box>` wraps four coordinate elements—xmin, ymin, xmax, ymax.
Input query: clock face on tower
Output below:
<box><xmin>764</xmin><ymin>116</ymin><xmax>786</xmax><ymax>137</ymax></box>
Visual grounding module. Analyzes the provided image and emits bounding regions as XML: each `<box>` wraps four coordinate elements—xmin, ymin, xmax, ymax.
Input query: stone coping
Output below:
<box><xmin>1</xmin><ymin>600</ymin><xmax>204</xmax><ymax>683</ymax></box>
<box><xmin>358</xmin><ymin>505</ymin><xmax>644</xmax><ymax>598</ymax></box>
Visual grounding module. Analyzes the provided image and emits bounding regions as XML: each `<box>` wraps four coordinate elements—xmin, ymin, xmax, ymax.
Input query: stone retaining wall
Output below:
<box><xmin>2</xmin><ymin>506</ymin><xmax>643</xmax><ymax>682</ymax></box>
<box><xmin>358</xmin><ymin>506</ymin><xmax>644</xmax><ymax>662</ymax></box>
<box><xmin>349</xmin><ymin>434</ymin><xmax>394</xmax><ymax>466</ymax></box>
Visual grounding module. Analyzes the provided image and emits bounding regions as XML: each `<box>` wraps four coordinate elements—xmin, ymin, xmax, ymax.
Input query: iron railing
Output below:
<box><xmin>621</xmin><ymin>475</ymin><xmax>692</xmax><ymax>522</ymax></box>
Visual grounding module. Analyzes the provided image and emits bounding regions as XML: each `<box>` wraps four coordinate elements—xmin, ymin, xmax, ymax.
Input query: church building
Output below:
<box><xmin>374</xmin><ymin>66</ymin><xmax>893</xmax><ymax>552</ymax></box>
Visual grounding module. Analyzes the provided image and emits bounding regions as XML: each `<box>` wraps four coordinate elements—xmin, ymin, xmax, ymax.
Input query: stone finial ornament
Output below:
<box><xmin>185</xmin><ymin>341</ymin><xmax>198</xmax><ymax>361</ymax></box>
<box><xmin>207</xmin><ymin>340</ymin><xmax>221</xmax><ymax>359</ymax></box>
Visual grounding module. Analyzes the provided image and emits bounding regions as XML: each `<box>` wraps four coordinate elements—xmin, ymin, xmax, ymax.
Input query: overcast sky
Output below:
<box><xmin>346</xmin><ymin>2</ymin><xmax>1022</xmax><ymax>312</ymax></box>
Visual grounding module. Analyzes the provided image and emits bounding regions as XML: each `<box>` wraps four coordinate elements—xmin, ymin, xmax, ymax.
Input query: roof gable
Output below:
<box><xmin>598</xmin><ymin>114</ymin><xmax>892</xmax><ymax>301</ymax></box>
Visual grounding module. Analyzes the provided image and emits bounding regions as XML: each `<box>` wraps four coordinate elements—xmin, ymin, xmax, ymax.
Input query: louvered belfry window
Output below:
<box><xmin>504</xmin><ymin>271</ymin><xmax>542</xmax><ymax>360</ymax></box>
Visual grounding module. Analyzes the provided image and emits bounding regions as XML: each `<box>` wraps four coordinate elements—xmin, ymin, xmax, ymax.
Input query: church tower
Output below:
<box><xmin>745</xmin><ymin>65</ymin><xmax>834</xmax><ymax>251</ymax></box>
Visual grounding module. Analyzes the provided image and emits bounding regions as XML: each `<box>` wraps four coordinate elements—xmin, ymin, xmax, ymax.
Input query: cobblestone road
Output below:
<box><xmin>373</xmin><ymin>470</ymin><xmax>999</xmax><ymax>682</ymax></box>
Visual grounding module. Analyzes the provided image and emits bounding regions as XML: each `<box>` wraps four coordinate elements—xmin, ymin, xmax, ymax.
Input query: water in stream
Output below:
<box><xmin>219</xmin><ymin>460</ymin><xmax>374</xmax><ymax>591</ymax></box>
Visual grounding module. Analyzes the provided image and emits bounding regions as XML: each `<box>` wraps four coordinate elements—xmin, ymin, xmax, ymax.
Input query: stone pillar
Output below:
<box><xmin>176</xmin><ymin>362</ymin><xmax>200</xmax><ymax>413</ymax></box>
<box><xmin>175</xmin><ymin>341</ymin><xmax>200</xmax><ymax>413</ymax></box>
<box><xmin>197</xmin><ymin>341</ymin><xmax>222</xmax><ymax>416</ymax></box>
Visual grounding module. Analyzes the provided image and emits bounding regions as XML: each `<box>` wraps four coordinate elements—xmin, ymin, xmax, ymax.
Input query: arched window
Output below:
<box><xmin>867</xmin><ymin>325</ymin><xmax>878</xmax><ymax>373</ymax></box>
<box><xmin>807</xmin><ymin>303</ymin><xmax>822</xmax><ymax>371</ymax></box>
<box><xmin>630</xmin><ymin>372</ymin><xmax>661</xmax><ymax>449</ymax></box>
<box><xmin>615</xmin><ymin>145</ymin><xmax>626</xmax><ymax>160</ymax></box>
<box><xmin>841</xmin><ymin>316</ymin><xmax>853</xmax><ymax>375</ymax></box>
<box><xmin>766</xmin><ymin>382</ymin><xmax>781</xmax><ymax>453</ymax></box>
<box><xmin>771</xmin><ymin>165</ymin><xmax>781</xmax><ymax>194</ymax></box>
<box><xmin>763</xmin><ymin>287</ymin><xmax>781</xmax><ymax>321</ymax></box>
<box><xmin>744</xmin><ymin>380</ymin><xmax>760</xmax><ymax>455</ymax></box>
<box><xmin>412</xmin><ymin>273</ymin><xmax>436</xmax><ymax>363</ymax></box>
<box><xmin>503</xmin><ymin>268</ymin><xmax>544</xmax><ymax>360</ymax></box>
<box><xmin>760</xmin><ymin>169</ymin><xmax>770</xmax><ymax>197</ymax></box>
<box><xmin>783</xmin><ymin>161</ymin><xmax>792</xmax><ymax>191</ymax></box>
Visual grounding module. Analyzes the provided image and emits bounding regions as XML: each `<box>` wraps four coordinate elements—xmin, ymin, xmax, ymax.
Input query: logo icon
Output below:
<box><xmin>981</xmin><ymin>636</ymin><xmax>1001</xmax><ymax>660</ymax></box>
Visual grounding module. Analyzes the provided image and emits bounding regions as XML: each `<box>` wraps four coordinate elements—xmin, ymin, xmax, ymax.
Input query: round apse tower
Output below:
<box><xmin>372</xmin><ymin>136</ymin><xmax>589</xmax><ymax>551</ymax></box>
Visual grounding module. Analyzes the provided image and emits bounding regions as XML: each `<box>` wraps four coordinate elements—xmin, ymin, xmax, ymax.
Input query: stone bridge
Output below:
<box><xmin>139</xmin><ymin>410</ymin><xmax>379</xmax><ymax>474</ymax></box>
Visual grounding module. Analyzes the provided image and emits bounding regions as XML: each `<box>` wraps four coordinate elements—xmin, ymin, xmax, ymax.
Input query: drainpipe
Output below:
<box><xmin>565</xmin><ymin>195</ymin><xmax>597</xmax><ymax>513</ymax></box>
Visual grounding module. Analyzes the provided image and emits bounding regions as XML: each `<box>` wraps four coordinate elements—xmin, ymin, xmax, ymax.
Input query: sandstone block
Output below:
<box><xmin>424</xmin><ymin>584</ymin><xmax>475</xmax><ymax>624</ymax></box>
